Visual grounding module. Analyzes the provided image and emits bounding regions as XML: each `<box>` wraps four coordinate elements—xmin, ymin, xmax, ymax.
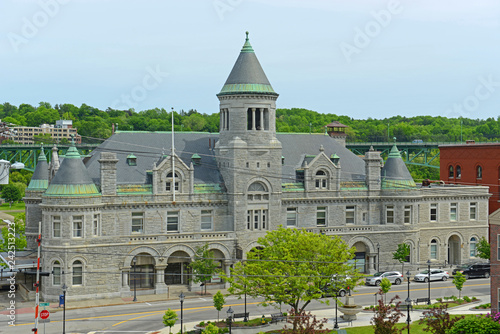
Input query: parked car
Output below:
<box><xmin>321</xmin><ymin>275</ymin><xmax>351</xmax><ymax>297</ymax></box>
<box><xmin>413</xmin><ymin>269</ymin><xmax>449</xmax><ymax>282</ymax></box>
<box><xmin>461</xmin><ymin>263</ymin><xmax>490</xmax><ymax>279</ymax></box>
<box><xmin>452</xmin><ymin>263</ymin><xmax>477</xmax><ymax>276</ymax></box>
<box><xmin>365</xmin><ymin>271</ymin><xmax>403</xmax><ymax>286</ymax></box>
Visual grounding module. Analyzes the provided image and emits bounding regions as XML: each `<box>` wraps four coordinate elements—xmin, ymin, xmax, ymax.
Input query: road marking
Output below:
<box><xmin>145</xmin><ymin>302</ymin><xmax>151</xmax><ymax>306</ymax></box>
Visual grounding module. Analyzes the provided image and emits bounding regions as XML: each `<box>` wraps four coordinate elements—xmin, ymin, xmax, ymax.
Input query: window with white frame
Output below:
<box><xmin>201</xmin><ymin>210</ymin><xmax>213</xmax><ymax>230</ymax></box>
<box><xmin>92</xmin><ymin>214</ymin><xmax>100</xmax><ymax>236</ymax></box>
<box><xmin>346</xmin><ymin>206</ymin><xmax>355</xmax><ymax>224</ymax></box>
<box><xmin>430</xmin><ymin>239</ymin><xmax>438</xmax><ymax>259</ymax></box>
<box><xmin>131</xmin><ymin>212</ymin><xmax>144</xmax><ymax>233</ymax></box>
<box><xmin>430</xmin><ymin>203</ymin><xmax>438</xmax><ymax>222</ymax></box>
<box><xmin>165</xmin><ymin>172</ymin><xmax>180</xmax><ymax>192</ymax></box>
<box><xmin>52</xmin><ymin>261</ymin><xmax>61</xmax><ymax>285</ymax></box>
<box><xmin>286</xmin><ymin>208</ymin><xmax>297</xmax><ymax>227</ymax></box>
<box><xmin>470</xmin><ymin>202</ymin><xmax>477</xmax><ymax>220</ymax></box>
<box><xmin>72</xmin><ymin>260</ymin><xmax>83</xmax><ymax>285</ymax></box>
<box><xmin>247</xmin><ymin>209</ymin><xmax>268</xmax><ymax>230</ymax></box>
<box><xmin>450</xmin><ymin>203</ymin><xmax>457</xmax><ymax>221</ymax></box>
<box><xmin>317</xmin><ymin>207</ymin><xmax>326</xmax><ymax>226</ymax></box>
<box><xmin>404</xmin><ymin>206</ymin><xmax>412</xmax><ymax>224</ymax></box>
<box><xmin>315</xmin><ymin>170</ymin><xmax>328</xmax><ymax>189</ymax></box>
<box><xmin>167</xmin><ymin>211</ymin><xmax>179</xmax><ymax>232</ymax></box>
<box><xmin>72</xmin><ymin>215</ymin><xmax>83</xmax><ymax>238</ymax></box>
<box><xmin>470</xmin><ymin>237</ymin><xmax>477</xmax><ymax>257</ymax></box>
<box><xmin>247</xmin><ymin>182</ymin><xmax>269</xmax><ymax>201</ymax></box>
<box><xmin>386</xmin><ymin>205</ymin><xmax>394</xmax><ymax>224</ymax></box>
<box><xmin>52</xmin><ymin>215</ymin><xmax>61</xmax><ymax>238</ymax></box>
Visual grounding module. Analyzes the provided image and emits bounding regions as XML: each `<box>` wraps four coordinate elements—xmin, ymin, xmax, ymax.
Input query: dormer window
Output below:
<box><xmin>191</xmin><ymin>154</ymin><xmax>201</xmax><ymax>165</ymax></box>
<box><xmin>166</xmin><ymin>172</ymin><xmax>180</xmax><ymax>192</ymax></box>
<box><xmin>315</xmin><ymin>170</ymin><xmax>328</xmax><ymax>189</ymax></box>
<box><xmin>126</xmin><ymin>154</ymin><xmax>137</xmax><ymax>166</ymax></box>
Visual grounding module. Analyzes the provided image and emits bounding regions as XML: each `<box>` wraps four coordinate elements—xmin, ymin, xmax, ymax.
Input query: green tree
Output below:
<box><xmin>449</xmin><ymin>316</ymin><xmax>500</xmax><ymax>334</ymax></box>
<box><xmin>162</xmin><ymin>308</ymin><xmax>178</xmax><ymax>334</ymax></box>
<box><xmin>1</xmin><ymin>184</ymin><xmax>22</xmax><ymax>203</ymax></box>
<box><xmin>392</xmin><ymin>243</ymin><xmax>410</xmax><ymax>276</ymax></box>
<box><xmin>222</xmin><ymin>227</ymin><xmax>361</xmax><ymax>331</ymax></box>
<box><xmin>476</xmin><ymin>237</ymin><xmax>490</xmax><ymax>259</ymax></box>
<box><xmin>452</xmin><ymin>272</ymin><xmax>466</xmax><ymax>300</ymax></box>
<box><xmin>213</xmin><ymin>290</ymin><xmax>225</xmax><ymax>322</ymax></box>
<box><xmin>1</xmin><ymin>214</ymin><xmax>27</xmax><ymax>254</ymax></box>
<box><xmin>380</xmin><ymin>278</ymin><xmax>392</xmax><ymax>305</ymax></box>
<box><xmin>189</xmin><ymin>243</ymin><xmax>218</xmax><ymax>295</ymax></box>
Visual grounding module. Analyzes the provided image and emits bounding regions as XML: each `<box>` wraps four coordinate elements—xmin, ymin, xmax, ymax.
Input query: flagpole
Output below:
<box><xmin>171</xmin><ymin>107</ymin><xmax>175</xmax><ymax>202</ymax></box>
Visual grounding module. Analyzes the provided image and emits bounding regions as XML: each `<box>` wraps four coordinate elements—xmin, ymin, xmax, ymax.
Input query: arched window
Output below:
<box><xmin>166</xmin><ymin>172</ymin><xmax>180</xmax><ymax>192</ymax></box>
<box><xmin>315</xmin><ymin>170</ymin><xmax>328</xmax><ymax>189</ymax></box>
<box><xmin>470</xmin><ymin>237</ymin><xmax>477</xmax><ymax>257</ymax></box>
<box><xmin>430</xmin><ymin>239</ymin><xmax>438</xmax><ymax>260</ymax></box>
<box><xmin>404</xmin><ymin>243</ymin><xmax>411</xmax><ymax>263</ymax></box>
<box><xmin>448</xmin><ymin>165</ymin><xmax>454</xmax><ymax>178</ymax></box>
<box><xmin>477</xmin><ymin>166</ymin><xmax>482</xmax><ymax>179</ymax></box>
<box><xmin>247</xmin><ymin>182</ymin><xmax>269</xmax><ymax>230</ymax></box>
<box><xmin>456</xmin><ymin>165</ymin><xmax>461</xmax><ymax>179</ymax></box>
<box><xmin>52</xmin><ymin>261</ymin><xmax>61</xmax><ymax>286</ymax></box>
<box><xmin>72</xmin><ymin>260</ymin><xmax>83</xmax><ymax>285</ymax></box>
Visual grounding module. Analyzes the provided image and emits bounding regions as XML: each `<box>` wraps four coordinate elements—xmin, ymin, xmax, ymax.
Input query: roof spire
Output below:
<box><xmin>241</xmin><ymin>31</ymin><xmax>254</xmax><ymax>53</ymax></box>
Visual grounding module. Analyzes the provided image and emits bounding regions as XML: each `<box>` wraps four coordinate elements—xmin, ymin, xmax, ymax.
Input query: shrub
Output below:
<box><xmin>463</xmin><ymin>296</ymin><xmax>471</xmax><ymax>302</ymax></box>
<box><xmin>202</xmin><ymin>323</ymin><xmax>219</xmax><ymax>334</ymax></box>
<box><xmin>436</xmin><ymin>298</ymin><xmax>442</xmax><ymax>302</ymax></box>
<box><xmin>418</xmin><ymin>304</ymin><xmax>464</xmax><ymax>334</ymax></box>
<box><xmin>371</xmin><ymin>295</ymin><xmax>406</xmax><ymax>334</ymax></box>
<box><xmin>449</xmin><ymin>316</ymin><xmax>500</xmax><ymax>334</ymax></box>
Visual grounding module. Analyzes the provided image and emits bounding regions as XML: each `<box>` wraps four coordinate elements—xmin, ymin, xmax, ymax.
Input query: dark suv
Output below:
<box><xmin>461</xmin><ymin>263</ymin><xmax>490</xmax><ymax>279</ymax></box>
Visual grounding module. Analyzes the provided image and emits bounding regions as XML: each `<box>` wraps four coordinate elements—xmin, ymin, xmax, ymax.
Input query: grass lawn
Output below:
<box><xmin>0</xmin><ymin>202</ymin><xmax>25</xmax><ymax>211</ymax></box>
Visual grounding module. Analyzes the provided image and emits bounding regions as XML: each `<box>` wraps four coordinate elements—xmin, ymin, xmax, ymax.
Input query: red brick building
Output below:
<box><xmin>440</xmin><ymin>143</ymin><xmax>498</xmax><ymax>314</ymax></box>
<box><xmin>440</xmin><ymin>143</ymin><xmax>500</xmax><ymax>214</ymax></box>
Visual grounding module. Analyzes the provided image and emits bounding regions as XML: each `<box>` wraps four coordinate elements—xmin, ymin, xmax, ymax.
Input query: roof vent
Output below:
<box><xmin>191</xmin><ymin>153</ymin><xmax>201</xmax><ymax>165</ymax></box>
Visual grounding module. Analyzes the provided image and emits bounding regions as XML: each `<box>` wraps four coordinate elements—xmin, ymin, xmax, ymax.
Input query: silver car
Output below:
<box><xmin>365</xmin><ymin>271</ymin><xmax>403</xmax><ymax>286</ymax></box>
<box><xmin>413</xmin><ymin>269</ymin><xmax>449</xmax><ymax>282</ymax></box>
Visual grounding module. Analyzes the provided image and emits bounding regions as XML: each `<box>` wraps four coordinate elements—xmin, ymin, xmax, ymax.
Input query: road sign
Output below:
<box><xmin>40</xmin><ymin>302</ymin><xmax>50</xmax><ymax>307</ymax></box>
<box><xmin>39</xmin><ymin>318</ymin><xmax>50</xmax><ymax>323</ymax></box>
<box><xmin>40</xmin><ymin>309</ymin><xmax>49</xmax><ymax>319</ymax></box>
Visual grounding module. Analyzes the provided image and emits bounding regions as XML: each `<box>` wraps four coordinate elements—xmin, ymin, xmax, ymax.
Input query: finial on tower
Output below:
<box><xmin>241</xmin><ymin>31</ymin><xmax>254</xmax><ymax>53</ymax></box>
<box><xmin>245</xmin><ymin>31</ymin><xmax>249</xmax><ymax>40</ymax></box>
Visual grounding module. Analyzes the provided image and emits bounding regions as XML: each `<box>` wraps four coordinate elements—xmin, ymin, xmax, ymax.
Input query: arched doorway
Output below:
<box><xmin>165</xmin><ymin>250</ymin><xmax>191</xmax><ymax>285</ymax></box>
<box><xmin>448</xmin><ymin>235</ymin><xmax>461</xmax><ymax>265</ymax></box>
<box><xmin>350</xmin><ymin>242</ymin><xmax>367</xmax><ymax>273</ymax></box>
<box><xmin>209</xmin><ymin>249</ymin><xmax>225</xmax><ymax>284</ymax></box>
<box><xmin>130</xmin><ymin>253</ymin><xmax>155</xmax><ymax>289</ymax></box>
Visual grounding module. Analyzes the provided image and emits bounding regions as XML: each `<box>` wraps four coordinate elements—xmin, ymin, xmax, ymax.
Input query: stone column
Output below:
<box><xmin>220</xmin><ymin>110</ymin><xmax>224</xmax><ymax>131</ymax></box>
<box><xmin>155</xmin><ymin>265</ymin><xmax>168</xmax><ymax>294</ymax></box>
<box><xmin>251</xmin><ymin>108</ymin><xmax>256</xmax><ymax>130</ymax></box>
<box><xmin>368</xmin><ymin>255</ymin><xmax>375</xmax><ymax>274</ymax></box>
<box><xmin>259</xmin><ymin>108</ymin><xmax>263</xmax><ymax>130</ymax></box>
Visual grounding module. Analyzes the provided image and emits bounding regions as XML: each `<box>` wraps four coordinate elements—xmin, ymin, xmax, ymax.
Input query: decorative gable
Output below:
<box><xmin>152</xmin><ymin>153</ymin><xmax>194</xmax><ymax>196</ymax></box>
<box><xmin>301</xmin><ymin>146</ymin><xmax>341</xmax><ymax>192</ymax></box>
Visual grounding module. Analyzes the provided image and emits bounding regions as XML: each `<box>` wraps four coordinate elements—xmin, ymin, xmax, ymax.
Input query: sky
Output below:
<box><xmin>1</xmin><ymin>0</ymin><xmax>499</xmax><ymax>120</ymax></box>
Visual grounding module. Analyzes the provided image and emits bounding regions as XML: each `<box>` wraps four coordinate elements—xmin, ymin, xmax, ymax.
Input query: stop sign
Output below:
<box><xmin>40</xmin><ymin>310</ymin><xmax>49</xmax><ymax>319</ymax></box>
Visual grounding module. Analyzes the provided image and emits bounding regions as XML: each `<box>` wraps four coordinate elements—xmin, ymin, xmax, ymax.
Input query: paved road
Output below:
<box><xmin>0</xmin><ymin>278</ymin><xmax>490</xmax><ymax>334</ymax></box>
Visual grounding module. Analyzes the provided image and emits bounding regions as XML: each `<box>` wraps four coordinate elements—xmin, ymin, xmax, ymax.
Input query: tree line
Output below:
<box><xmin>1</xmin><ymin>102</ymin><xmax>499</xmax><ymax>144</ymax></box>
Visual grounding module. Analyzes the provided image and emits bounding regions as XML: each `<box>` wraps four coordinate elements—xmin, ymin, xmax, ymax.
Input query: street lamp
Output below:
<box><xmin>62</xmin><ymin>283</ymin><xmax>67</xmax><ymax>334</ymax></box>
<box><xmin>179</xmin><ymin>292</ymin><xmax>185</xmax><ymax>334</ymax></box>
<box><xmin>244</xmin><ymin>281</ymin><xmax>248</xmax><ymax>322</ymax></box>
<box><xmin>132</xmin><ymin>257</ymin><xmax>137</xmax><ymax>302</ymax></box>
<box><xmin>426</xmin><ymin>260</ymin><xmax>431</xmax><ymax>305</ymax></box>
<box><xmin>334</xmin><ymin>291</ymin><xmax>339</xmax><ymax>330</ymax></box>
<box><xmin>227</xmin><ymin>306</ymin><xmax>234</xmax><ymax>334</ymax></box>
<box><xmin>406</xmin><ymin>270</ymin><xmax>411</xmax><ymax>334</ymax></box>
<box><xmin>376</xmin><ymin>243</ymin><xmax>380</xmax><ymax>272</ymax></box>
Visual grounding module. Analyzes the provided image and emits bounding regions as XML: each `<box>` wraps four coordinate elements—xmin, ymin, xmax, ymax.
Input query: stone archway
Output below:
<box><xmin>351</xmin><ymin>241</ymin><xmax>368</xmax><ymax>273</ymax></box>
<box><xmin>165</xmin><ymin>250</ymin><xmax>191</xmax><ymax>285</ymax></box>
<box><xmin>448</xmin><ymin>235</ymin><xmax>461</xmax><ymax>265</ymax></box>
<box><xmin>130</xmin><ymin>252</ymin><xmax>156</xmax><ymax>289</ymax></box>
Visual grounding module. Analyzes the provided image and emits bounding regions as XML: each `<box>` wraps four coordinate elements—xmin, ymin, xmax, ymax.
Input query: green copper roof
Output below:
<box><xmin>44</xmin><ymin>139</ymin><xmax>100</xmax><ymax>197</ymax></box>
<box><xmin>388</xmin><ymin>145</ymin><xmax>402</xmax><ymax>159</ymax></box>
<box><xmin>191</xmin><ymin>153</ymin><xmax>201</xmax><ymax>159</ymax></box>
<box><xmin>27</xmin><ymin>146</ymin><xmax>49</xmax><ymax>191</ymax></box>
<box><xmin>194</xmin><ymin>184</ymin><xmax>224</xmax><ymax>194</ymax></box>
<box><xmin>218</xmin><ymin>32</ymin><xmax>278</xmax><ymax>96</ymax></box>
<box><xmin>27</xmin><ymin>179</ymin><xmax>49</xmax><ymax>191</ymax></box>
<box><xmin>381</xmin><ymin>144</ymin><xmax>416</xmax><ymax>190</ymax></box>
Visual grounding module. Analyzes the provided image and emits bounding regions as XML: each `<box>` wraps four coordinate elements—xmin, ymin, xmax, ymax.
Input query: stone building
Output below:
<box><xmin>24</xmin><ymin>33</ymin><xmax>490</xmax><ymax>301</ymax></box>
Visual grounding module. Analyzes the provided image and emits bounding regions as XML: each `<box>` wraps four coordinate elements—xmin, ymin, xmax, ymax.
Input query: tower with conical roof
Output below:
<box><xmin>381</xmin><ymin>144</ymin><xmax>416</xmax><ymax>190</ymax></box>
<box><xmin>24</xmin><ymin>146</ymin><xmax>49</xmax><ymax>248</ymax></box>
<box><xmin>215</xmin><ymin>32</ymin><xmax>282</xmax><ymax>240</ymax></box>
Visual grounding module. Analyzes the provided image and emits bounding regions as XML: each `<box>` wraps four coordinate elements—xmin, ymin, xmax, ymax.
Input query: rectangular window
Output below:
<box><xmin>450</xmin><ymin>203</ymin><xmax>457</xmax><ymax>221</ymax></box>
<box><xmin>201</xmin><ymin>210</ymin><xmax>213</xmax><ymax>231</ymax></box>
<box><xmin>346</xmin><ymin>206</ymin><xmax>355</xmax><ymax>225</ymax></box>
<box><xmin>362</xmin><ymin>212</ymin><xmax>367</xmax><ymax>223</ymax></box>
<box><xmin>167</xmin><ymin>211</ymin><xmax>179</xmax><ymax>232</ymax></box>
<box><xmin>72</xmin><ymin>215</ymin><xmax>83</xmax><ymax>238</ymax></box>
<box><xmin>430</xmin><ymin>244</ymin><xmax>437</xmax><ymax>260</ymax></box>
<box><xmin>92</xmin><ymin>214</ymin><xmax>100</xmax><ymax>236</ymax></box>
<box><xmin>404</xmin><ymin>206</ymin><xmax>412</xmax><ymax>224</ymax></box>
<box><xmin>247</xmin><ymin>211</ymin><xmax>251</xmax><ymax>229</ymax></box>
<box><xmin>166</xmin><ymin>182</ymin><xmax>179</xmax><ymax>191</ymax></box>
<box><xmin>470</xmin><ymin>202</ymin><xmax>477</xmax><ymax>220</ymax></box>
<box><xmin>132</xmin><ymin>212</ymin><xmax>144</xmax><ymax>233</ymax></box>
<box><xmin>52</xmin><ymin>216</ymin><xmax>61</xmax><ymax>238</ymax></box>
<box><xmin>53</xmin><ymin>265</ymin><xmax>61</xmax><ymax>285</ymax></box>
<box><xmin>430</xmin><ymin>203</ymin><xmax>438</xmax><ymax>222</ymax></box>
<box><xmin>317</xmin><ymin>207</ymin><xmax>326</xmax><ymax>226</ymax></box>
<box><xmin>386</xmin><ymin>205</ymin><xmax>394</xmax><ymax>224</ymax></box>
<box><xmin>72</xmin><ymin>265</ymin><xmax>83</xmax><ymax>285</ymax></box>
<box><xmin>262</xmin><ymin>210</ymin><xmax>267</xmax><ymax>229</ymax></box>
<box><xmin>286</xmin><ymin>208</ymin><xmax>297</xmax><ymax>227</ymax></box>
<box><xmin>254</xmin><ymin>211</ymin><xmax>259</xmax><ymax>229</ymax></box>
